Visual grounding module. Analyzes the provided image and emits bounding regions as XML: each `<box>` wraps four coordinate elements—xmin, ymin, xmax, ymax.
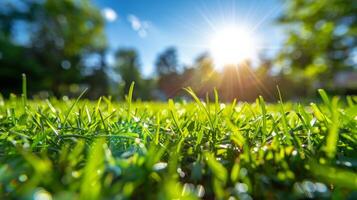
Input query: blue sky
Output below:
<box><xmin>94</xmin><ymin>0</ymin><xmax>285</xmax><ymax>77</ymax></box>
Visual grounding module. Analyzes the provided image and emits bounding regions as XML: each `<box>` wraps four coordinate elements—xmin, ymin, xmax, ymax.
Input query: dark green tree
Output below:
<box><xmin>85</xmin><ymin>49</ymin><xmax>110</xmax><ymax>99</ymax></box>
<box><xmin>155</xmin><ymin>47</ymin><xmax>181</xmax><ymax>98</ymax></box>
<box><xmin>155</xmin><ymin>47</ymin><xmax>179</xmax><ymax>75</ymax></box>
<box><xmin>0</xmin><ymin>0</ymin><xmax>107</xmax><ymax>96</ymax></box>
<box><xmin>114</xmin><ymin>49</ymin><xmax>148</xmax><ymax>100</ymax></box>
<box><xmin>30</xmin><ymin>0</ymin><xmax>107</xmax><ymax>96</ymax></box>
<box><xmin>0</xmin><ymin>1</ymin><xmax>43</xmax><ymax>96</ymax></box>
<box><xmin>277</xmin><ymin>0</ymin><xmax>356</xmax><ymax>95</ymax></box>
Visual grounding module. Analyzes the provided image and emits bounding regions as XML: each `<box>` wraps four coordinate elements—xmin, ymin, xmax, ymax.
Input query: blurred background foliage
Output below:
<box><xmin>0</xmin><ymin>0</ymin><xmax>356</xmax><ymax>101</ymax></box>
<box><xmin>277</xmin><ymin>0</ymin><xmax>357</xmax><ymax>97</ymax></box>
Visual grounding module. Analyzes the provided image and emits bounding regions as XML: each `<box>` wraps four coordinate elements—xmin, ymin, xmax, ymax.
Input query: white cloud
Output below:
<box><xmin>102</xmin><ymin>8</ymin><xmax>117</xmax><ymax>22</ymax></box>
<box><xmin>127</xmin><ymin>14</ymin><xmax>151</xmax><ymax>38</ymax></box>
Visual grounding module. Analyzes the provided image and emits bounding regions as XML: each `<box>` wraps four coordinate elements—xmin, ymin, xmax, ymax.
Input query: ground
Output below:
<box><xmin>0</xmin><ymin>88</ymin><xmax>356</xmax><ymax>199</ymax></box>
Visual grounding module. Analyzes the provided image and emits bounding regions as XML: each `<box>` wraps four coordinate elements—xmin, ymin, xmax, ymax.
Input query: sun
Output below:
<box><xmin>209</xmin><ymin>26</ymin><xmax>258</xmax><ymax>69</ymax></box>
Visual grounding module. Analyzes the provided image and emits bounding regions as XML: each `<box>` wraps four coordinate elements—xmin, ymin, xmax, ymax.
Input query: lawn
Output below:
<box><xmin>0</xmin><ymin>84</ymin><xmax>356</xmax><ymax>199</ymax></box>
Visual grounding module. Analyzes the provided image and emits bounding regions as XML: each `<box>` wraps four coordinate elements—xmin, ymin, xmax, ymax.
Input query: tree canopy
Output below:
<box><xmin>0</xmin><ymin>0</ymin><xmax>106</xmax><ymax>96</ymax></box>
<box><xmin>277</xmin><ymin>0</ymin><xmax>356</xmax><ymax>93</ymax></box>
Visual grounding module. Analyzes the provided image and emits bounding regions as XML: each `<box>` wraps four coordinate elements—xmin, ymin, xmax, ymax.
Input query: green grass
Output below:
<box><xmin>0</xmin><ymin>85</ymin><xmax>356</xmax><ymax>199</ymax></box>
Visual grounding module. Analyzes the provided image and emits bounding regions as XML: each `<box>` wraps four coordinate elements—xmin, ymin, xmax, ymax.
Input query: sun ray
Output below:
<box><xmin>250</xmin><ymin>3</ymin><xmax>285</xmax><ymax>33</ymax></box>
<box><xmin>241</xmin><ymin>61</ymin><xmax>275</xmax><ymax>99</ymax></box>
<box><xmin>197</xmin><ymin>1</ymin><xmax>218</xmax><ymax>32</ymax></box>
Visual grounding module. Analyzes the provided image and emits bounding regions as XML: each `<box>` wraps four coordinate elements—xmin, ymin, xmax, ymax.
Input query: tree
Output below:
<box><xmin>0</xmin><ymin>1</ymin><xmax>43</xmax><ymax>96</ymax></box>
<box><xmin>155</xmin><ymin>47</ymin><xmax>180</xmax><ymax>98</ymax></box>
<box><xmin>30</xmin><ymin>0</ymin><xmax>107</xmax><ymax>96</ymax></box>
<box><xmin>155</xmin><ymin>47</ymin><xmax>179</xmax><ymax>75</ymax></box>
<box><xmin>0</xmin><ymin>37</ymin><xmax>44</xmax><ymax>96</ymax></box>
<box><xmin>156</xmin><ymin>52</ymin><xmax>220</xmax><ymax>99</ymax></box>
<box><xmin>114</xmin><ymin>49</ymin><xmax>146</xmax><ymax>100</ymax></box>
<box><xmin>189</xmin><ymin>53</ymin><xmax>220</xmax><ymax>97</ymax></box>
<box><xmin>85</xmin><ymin>49</ymin><xmax>110</xmax><ymax>99</ymax></box>
<box><xmin>277</xmin><ymin>0</ymin><xmax>356</xmax><ymax>95</ymax></box>
<box><xmin>0</xmin><ymin>0</ymin><xmax>107</xmax><ymax>96</ymax></box>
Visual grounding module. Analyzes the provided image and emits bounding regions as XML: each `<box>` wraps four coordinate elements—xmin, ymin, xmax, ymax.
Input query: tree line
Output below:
<box><xmin>0</xmin><ymin>0</ymin><xmax>355</xmax><ymax>101</ymax></box>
